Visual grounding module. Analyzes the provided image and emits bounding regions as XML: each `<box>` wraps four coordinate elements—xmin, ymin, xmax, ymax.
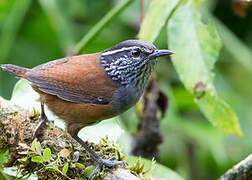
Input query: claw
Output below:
<box><xmin>108</xmin><ymin>156</ymin><xmax>116</xmax><ymax>161</ymax></box>
<box><xmin>88</xmin><ymin>164</ymin><xmax>102</xmax><ymax>180</ymax></box>
<box><xmin>88</xmin><ymin>158</ymin><xmax>128</xmax><ymax>180</ymax></box>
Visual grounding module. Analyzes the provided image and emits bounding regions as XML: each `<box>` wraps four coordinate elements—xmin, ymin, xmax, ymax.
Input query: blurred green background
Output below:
<box><xmin>0</xmin><ymin>0</ymin><xmax>252</xmax><ymax>179</ymax></box>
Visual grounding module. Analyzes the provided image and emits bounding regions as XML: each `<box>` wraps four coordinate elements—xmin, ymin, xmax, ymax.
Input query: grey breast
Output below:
<box><xmin>111</xmin><ymin>84</ymin><xmax>141</xmax><ymax>115</ymax></box>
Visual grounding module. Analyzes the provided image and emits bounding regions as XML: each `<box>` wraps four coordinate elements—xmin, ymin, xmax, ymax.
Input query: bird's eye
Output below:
<box><xmin>132</xmin><ymin>49</ymin><xmax>141</xmax><ymax>58</ymax></box>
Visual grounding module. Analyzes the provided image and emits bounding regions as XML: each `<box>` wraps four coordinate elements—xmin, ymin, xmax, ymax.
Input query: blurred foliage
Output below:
<box><xmin>0</xmin><ymin>0</ymin><xmax>252</xmax><ymax>180</ymax></box>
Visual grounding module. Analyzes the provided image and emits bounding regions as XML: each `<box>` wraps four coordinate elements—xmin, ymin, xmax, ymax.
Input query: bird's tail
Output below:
<box><xmin>0</xmin><ymin>64</ymin><xmax>30</xmax><ymax>79</ymax></box>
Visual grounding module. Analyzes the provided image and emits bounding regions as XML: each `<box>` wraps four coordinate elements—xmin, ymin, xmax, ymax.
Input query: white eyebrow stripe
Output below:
<box><xmin>102</xmin><ymin>46</ymin><xmax>139</xmax><ymax>56</ymax></box>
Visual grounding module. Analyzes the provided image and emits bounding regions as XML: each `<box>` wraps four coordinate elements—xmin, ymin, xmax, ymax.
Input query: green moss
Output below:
<box><xmin>128</xmin><ymin>157</ymin><xmax>154</xmax><ymax>178</ymax></box>
<box><xmin>17</xmin><ymin>137</ymin><xmax>124</xmax><ymax>179</ymax></box>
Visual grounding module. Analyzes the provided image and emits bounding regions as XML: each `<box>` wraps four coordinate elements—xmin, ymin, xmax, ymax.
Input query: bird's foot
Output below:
<box><xmin>32</xmin><ymin>102</ymin><xmax>54</xmax><ymax>139</ymax></box>
<box><xmin>88</xmin><ymin>156</ymin><xmax>128</xmax><ymax>180</ymax></box>
<box><xmin>32</xmin><ymin>114</ymin><xmax>53</xmax><ymax>139</ymax></box>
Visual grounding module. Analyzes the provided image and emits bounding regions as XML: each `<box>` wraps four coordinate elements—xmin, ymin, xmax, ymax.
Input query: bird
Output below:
<box><xmin>1</xmin><ymin>39</ymin><xmax>173</xmax><ymax>179</ymax></box>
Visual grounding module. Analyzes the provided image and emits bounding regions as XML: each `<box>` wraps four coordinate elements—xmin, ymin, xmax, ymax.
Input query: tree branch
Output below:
<box><xmin>219</xmin><ymin>154</ymin><xmax>252</xmax><ymax>180</ymax></box>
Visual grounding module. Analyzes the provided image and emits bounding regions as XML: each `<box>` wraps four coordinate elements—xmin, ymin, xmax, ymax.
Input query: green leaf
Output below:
<box><xmin>138</xmin><ymin>0</ymin><xmax>180</xmax><ymax>43</ymax></box>
<box><xmin>31</xmin><ymin>156</ymin><xmax>44</xmax><ymax>163</ymax></box>
<box><xmin>83</xmin><ymin>166</ymin><xmax>95</xmax><ymax>178</ymax></box>
<box><xmin>35</xmin><ymin>140</ymin><xmax>42</xmax><ymax>154</ymax></box>
<box><xmin>75</xmin><ymin>163</ymin><xmax>85</xmax><ymax>170</ymax></box>
<box><xmin>167</xmin><ymin>0</ymin><xmax>242</xmax><ymax>135</ymax></box>
<box><xmin>126</xmin><ymin>157</ymin><xmax>184</xmax><ymax>180</ymax></box>
<box><xmin>62</xmin><ymin>163</ymin><xmax>69</xmax><ymax>175</ymax></box>
<box><xmin>31</xmin><ymin>139</ymin><xmax>37</xmax><ymax>151</ymax></box>
<box><xmin>0</xmin><ymin>150</ymin><xmax>9</xmax><ymax>164</ymax></box>
<box><xmin>46</xmin><ymin>165</ymin><xmax>59</xmax><ymax>172</ymax></box>
<box><xmin>43</xmin><ymin>148</ymin><xmax>51</xmax><ymax>161</ymax></box>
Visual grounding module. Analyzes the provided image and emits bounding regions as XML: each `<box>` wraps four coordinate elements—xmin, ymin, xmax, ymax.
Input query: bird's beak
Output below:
<box><xmin>148</xmin><ymin>49</ymin><xmax>174</xmax><ymax>60</ymax></box>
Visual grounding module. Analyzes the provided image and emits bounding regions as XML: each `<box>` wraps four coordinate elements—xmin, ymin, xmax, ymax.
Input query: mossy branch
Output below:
<box><xmin>0</xmin><ymin>97</ymin><xmax>138</xmax><ymax>179</ymax></box>
<box><xmin>219</xmin><ymin>154</ymin><xmax>252</xmax><ymax>180</ymax></box>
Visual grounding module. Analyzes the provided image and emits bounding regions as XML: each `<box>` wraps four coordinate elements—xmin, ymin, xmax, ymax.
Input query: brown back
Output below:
<box><xmin>25</xmin><ymin>53</ymin><xmax>119</xmax><ymax>105</ymax></box>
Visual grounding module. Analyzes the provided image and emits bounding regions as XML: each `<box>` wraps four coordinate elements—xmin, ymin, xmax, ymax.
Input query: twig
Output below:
<box><xmin>73</xmin><ymin>0</ymin><xmax>134</xmax><ymax>54</ymax></box>
<box><xmin>131</xmin><ymin>79</ymin><xmax>167</xmax><ymax>159</ymax></box>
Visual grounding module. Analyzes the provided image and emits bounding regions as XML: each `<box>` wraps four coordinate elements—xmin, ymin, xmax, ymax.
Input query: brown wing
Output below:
<box><xmin>25</xmin><ymin>53</ymin><xmax>118</xmax><ymax>105</ymax></box>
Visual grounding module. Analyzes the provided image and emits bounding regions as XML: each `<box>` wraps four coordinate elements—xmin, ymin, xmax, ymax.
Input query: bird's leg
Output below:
<box><xmin>33</xmin><ymin>102</ymin><xmax>53</xmax><ymax>138</ymax></box>
<box><xmin>72</xmin><ymin>135</ymin><xmax>128</xmax><ymax>180</ymax></box>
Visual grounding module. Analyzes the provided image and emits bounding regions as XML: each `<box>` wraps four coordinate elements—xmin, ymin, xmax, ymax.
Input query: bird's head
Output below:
<box><xmin>100</xmin><ymin>40</ymin><xmax>173</xmax><ymax>90</ymax></box>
